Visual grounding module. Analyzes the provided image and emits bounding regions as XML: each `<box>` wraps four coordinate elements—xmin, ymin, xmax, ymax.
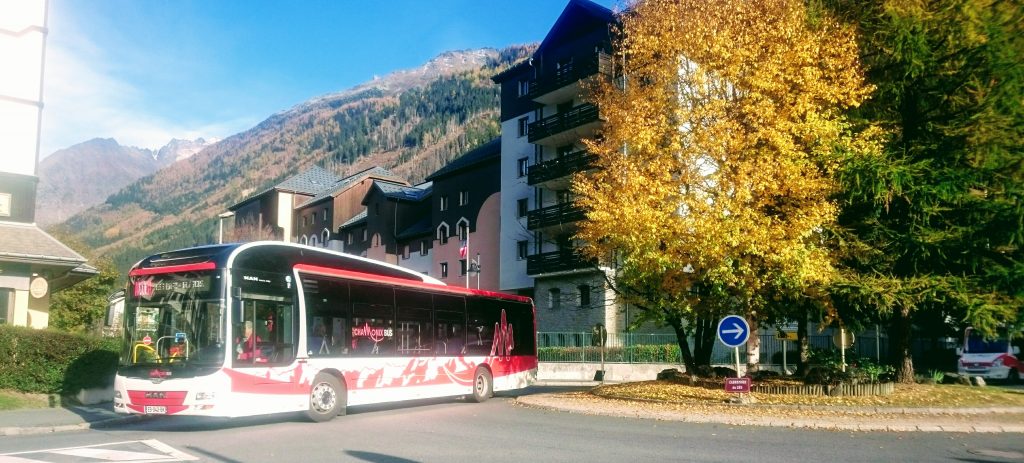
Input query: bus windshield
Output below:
<box><xmin>964</xmin><ymin>328</ymin><xmax>1009</xmax><ymax>354</ymax></box>
<box><xmin>122</xmin><ymin>270</ymin><xmax>225</xmax><ymax>367</ymax></box>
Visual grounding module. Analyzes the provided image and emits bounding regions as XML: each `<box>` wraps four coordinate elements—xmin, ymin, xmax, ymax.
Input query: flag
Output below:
<box><xmin>459</xmin><ymin>240</ymin><xmax>468</xmax><ymax>258</ymax></box>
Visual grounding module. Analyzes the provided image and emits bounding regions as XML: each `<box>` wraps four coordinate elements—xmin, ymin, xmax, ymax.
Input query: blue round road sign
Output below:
<box><xmin>717</xmin><ymin>315</ymin><xmax>750</xmax><ymax>347</ymax></box>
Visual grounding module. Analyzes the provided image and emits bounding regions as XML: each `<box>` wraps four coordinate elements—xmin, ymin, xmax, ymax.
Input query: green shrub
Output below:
<box><xmin>0</xmin><ymin>325</ymin><xmax>119</xmax><ymax>395</ymax></box>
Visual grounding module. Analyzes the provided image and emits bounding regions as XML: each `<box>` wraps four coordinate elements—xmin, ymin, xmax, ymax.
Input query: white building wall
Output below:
<box><xmin>499</xmin><ymin>117</ymin><xmax>535</xmax><ymax>293</ymax></box>
<box><xmin>400</xmin><ymin>249</ymin><xmax>432</xmax><ymax>276</ymax></box>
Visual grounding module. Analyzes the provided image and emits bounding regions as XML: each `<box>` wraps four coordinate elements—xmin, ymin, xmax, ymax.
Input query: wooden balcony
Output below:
<box><xmin>527</xmin><ymin>103</ymin><xmax>601</xmax><ymax>145</ymax></box>
<box><xmin>526</xmin><ymin>202</ymin><xmax>586</xmax><ymax>232</ymax></box>
<box><xmin>527</xmin><ymin>150</ymin><xmax>599</xmax><ymax>187</ymax></box>
<box><xmin>526</xmin><ymin>249</ymin><xmax>596</xmax><ymax>276</ymax></box>
<box><xmin>528</xmin><ymin>52</ymin><xmax>612</xmax><ymax>105</ymax></box>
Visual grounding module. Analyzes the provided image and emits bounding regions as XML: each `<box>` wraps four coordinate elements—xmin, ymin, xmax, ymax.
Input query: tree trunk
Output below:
<box><xmin>796</xmin><ymin>307</ymin><xmax>810</xmax><ymax>376</ymax></box>
<box><xmin>693</xmin><ymin>316</ymin><xmax>716</xmax><ymax>367</ymax></box>
<box><xmin>669</xmin><ymin>318</ymin><xmax>697</xmax><ymax>374</ymax></box>
<box><xmin>890</xmin><ymin>306</ymin><xmax>916</xmax><ymax>383</ymax></box>
<box><xmin>746</xmin><ymin>315</ymin><xmax>760</xmax><ymax>373</ymax></box>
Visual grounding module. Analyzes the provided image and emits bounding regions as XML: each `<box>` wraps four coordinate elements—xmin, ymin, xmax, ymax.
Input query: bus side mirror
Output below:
<box><xmin>231</xmin><ymin>286</ymin><xmax>242</xmax><ymax>322</ymax></box>
<box><xmin>955</xmin><ymin>348</ymin><xmax>963</xmax><ymax>356</ymax></box>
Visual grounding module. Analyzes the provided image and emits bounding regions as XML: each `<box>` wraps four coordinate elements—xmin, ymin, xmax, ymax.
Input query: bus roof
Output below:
<box><xmin>129</xmin><ymin>241</ymin><xmax>532</xmax><ymax>304</ymax></box>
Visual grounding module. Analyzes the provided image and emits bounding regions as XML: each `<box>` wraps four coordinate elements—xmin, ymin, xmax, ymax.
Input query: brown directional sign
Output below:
<box><xmin>725</xmin><ymin>377</ymin><xmax>751</xmax><ymax>393</ymax></box>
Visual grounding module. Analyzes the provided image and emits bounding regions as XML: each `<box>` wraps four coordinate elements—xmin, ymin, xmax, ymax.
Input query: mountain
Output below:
<box><xmin>35</xmin><ymin>137</ymin><xmax>214</xmax><ymax>226</ymax></box>
<box><xmin>52</xmin><ymin>46</ymin><xmax>534</xmax><ymax>274</ymax></box>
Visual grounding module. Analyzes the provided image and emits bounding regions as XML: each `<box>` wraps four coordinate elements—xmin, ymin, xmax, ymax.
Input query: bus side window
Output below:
<box><xmin>396</xmin><ymin>290</ymin><xmax>433</xmax><ymax>356</ymax></box>
<box><xmin>302</xmin><ymin>276</ymin><xmax>351</xmax><ymax>357</ymax></box>
<box><xmin>351</xmin><ymin>283</ymin><xmax>395</xmax><ymax>356</ymax></box>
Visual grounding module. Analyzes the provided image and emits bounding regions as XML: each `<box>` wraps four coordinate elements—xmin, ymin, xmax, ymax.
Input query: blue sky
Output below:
<box><xmin>40</xmin><ymin>0</ymin><xmax>618</xmax><ymax>157</ymax></box>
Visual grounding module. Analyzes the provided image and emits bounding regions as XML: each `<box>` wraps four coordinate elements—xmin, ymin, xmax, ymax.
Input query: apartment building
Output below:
<box><xmin>492</xmin><ymin>0</ymin><xmax>621</xmax><ymax>331</ymax></box>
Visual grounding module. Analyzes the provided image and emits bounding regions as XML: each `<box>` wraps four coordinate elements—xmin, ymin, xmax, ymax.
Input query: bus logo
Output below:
<box><xmin>490</xmin><ymin>310</ymin><xmax>514</xmax><ymax>359</ymax></box>
<box><xmin>133</xmin><ymin>277</ymin><xmax>154</xmax><ymax>298</ymax></box>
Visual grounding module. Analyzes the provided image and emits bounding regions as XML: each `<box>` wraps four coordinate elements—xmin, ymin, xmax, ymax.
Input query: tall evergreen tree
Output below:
<box><xmin>827</xmin><ymin>0</ymin><xmax>1024</xmax><ymax>382</ymax></box>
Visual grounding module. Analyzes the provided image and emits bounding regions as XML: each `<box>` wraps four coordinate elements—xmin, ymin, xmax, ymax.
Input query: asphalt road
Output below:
<box><xmin>1</xmin><ymin>387</ymin><xmax>1023</xmax><ymax>463</ymax></box>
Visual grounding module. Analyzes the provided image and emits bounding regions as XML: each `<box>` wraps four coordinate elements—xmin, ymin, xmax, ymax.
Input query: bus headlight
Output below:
<box><xmin>114</xmin><ymin>390</ymin><xmax>122</xmax><ymax>399</ymax></box>
<box><xmin>195</xmin><ymin>392</ymin><xmax>216</xmax><ymax>401</ymax></box>
<box><xmin>992</xmin><ymin>358</ymin><xmax>1004</xmax><ymax>367</ymax></box>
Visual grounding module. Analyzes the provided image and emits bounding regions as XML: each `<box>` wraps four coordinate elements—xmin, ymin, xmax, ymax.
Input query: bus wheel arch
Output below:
<box><xmin>468</xmin><ymin>366</ymin><xmax>493</xmax><ymax>403</ymax></box>
<box><xmin>307</xmin><ymin>371</ymin><xmax>346</xmax><ymax>422</ymax></box>
<box><xmin>1008</xmin><ymin>368</ymin><xmax>1020</xmax><ymax>385</ymax></box>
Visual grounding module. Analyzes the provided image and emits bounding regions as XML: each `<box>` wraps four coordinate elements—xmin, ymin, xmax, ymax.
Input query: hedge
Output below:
<box><xmin>538</xmin><ymin>344</ymin><xmax>681</xmax><ymax>363</ymax></box>
<box><xmin>0</xmin><ymin>325</ymin><xmax>120</xmax><ymax>395</ymax></box>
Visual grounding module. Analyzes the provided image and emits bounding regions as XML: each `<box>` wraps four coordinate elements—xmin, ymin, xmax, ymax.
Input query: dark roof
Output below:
<box><xmin>491</xmin><ymin>58</ymin><xmax>534</xmax><ymax>83</ymax></box>
<box><xmin>274</xmin><ymin>165</ymin><xmax>341</xmax><ymax>195</ymax></box>
<box><xmin>425</xmin><ymin>138</ymin><xmax>501</xmax><ymax>181</ymax></box>
<box><xmin>0</xmin><ymin>222</ymin><xmax>87</xmax><ymax>267</ymax></box>
<box><xmin>230</xmin><ymin>166</ymin><xmax>342</xmax><ymax>211</ymax></box>
<box><xmin>370</xmin><ymin>180</ymin><xmax>432</xmax><ymax>203</ymax></box>
<box><xmin>396</xmin><ymin>217</ymin><xmax>433</xmax><ymax>240</ymax></box>
<box><xmin>338</xmin><ymin>210</ymin><xmax>368</xmax><ymax>229</ymax></box>
<box><xmin>298</xmin><ymin>166</ymin><xmax>407</xmax><ymax>209</ymax></box>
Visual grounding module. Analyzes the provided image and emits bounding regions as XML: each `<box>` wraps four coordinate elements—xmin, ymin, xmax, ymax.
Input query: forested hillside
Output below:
<box><xmin>52</xmin><ymin>46</ymin><xmax>533</xmax><ymax>275</ymax></box>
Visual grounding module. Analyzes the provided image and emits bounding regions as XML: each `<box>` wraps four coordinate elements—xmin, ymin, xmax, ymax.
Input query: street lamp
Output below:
<box><xmin>218</xmin><ymin>211</ymin><xmax>235</xmax><ymax>244</ymax></box>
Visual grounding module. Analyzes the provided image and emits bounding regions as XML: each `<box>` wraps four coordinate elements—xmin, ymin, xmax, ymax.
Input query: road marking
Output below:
<box><xmin>0</xmin><ymin>440</ymin><xmax>196</xmax><ymax>462</ymax></box>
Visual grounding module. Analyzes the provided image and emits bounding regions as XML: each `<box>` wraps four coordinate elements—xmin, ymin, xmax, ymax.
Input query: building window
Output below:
<box><xmin>579</xmin><ymin>285</ymin><xmax>591</xmax><ymax>307</ymax></box>
<box><xmin>460</xmin><ymin>259</ymin><xmax>468</xmax><ymax>276</ymax></box>
<box><xmin>362</xmin><ymin>229</ymin><xmax>368</xmax><ymax>242</ymax></box>
<box><xmin>440</xmin><ymin>262</ymin><xmax>449</xmax><ymax>278</ymax></box>
<box><xmin>517</xmin><ymin>157</ymin><xmax>529</xmax><ymax>177</ymax></box>
<box><xmin>518</xmin><ymin>79</ymin><xmax>529</xmax><ymax>97</ymax></box>
<box><xmin>548</xmin><ymin>288</ymin><xmax>561</xmax><ymax>310</ymax></box>
<box><xmin>518</xmin><ymin>117</ymin><xmax>529</xmax><ymax>137</ymax></box>
<box><xmin>440</xmin><ymin>195</ymin><xmax>449</xmax><ymax>211</ymax></box>
<box><xmin>457</xmin><ymin>220</ymin><xmax>469</xmax><ymax>241</ymax></box>
<box><xmin>347</xmin><ymin>232</ymin><xmax>353</xmax><ymax>245</ymax></box>
<box><xmin>437</xmin><ymin>223</ymin><xmax>449</xmax><ymax>244</ymax></box>
<box><xmin>402</xmin><ymin>245</ymin><xmax>410</xmax><ymax>260</ymax></box>
<box><xmin>459</xmin><ymin>190</ymin><xmax>469</xmax><ymax>206</ymax></box>
<box><xmin>322</xmin><ymin>229</ymin><xmax>330</xmax><ymax>244</ymax></box>
<box><xmin>517</xmin><ymin>240</ymin><xmax>528</xmax><ymax>260</ymax></box>
<box><xmin>300</xmin><ymin>235</ymin><xmax>308</xmax><ymax>245</ymax></box>
<box><xmin>0</xmin><ymin>289</ymin><xmax>11</xmax><ymax>324</ymax></box>
<box><xmin>323</xmin><ymin>209</ymin><xmax>328</xmax><ymax>222</ymax></box>
<box><xmin>420</xmin><ymin>240</ymin><xmax>428</xmax><ymax>256</ymax></box>
<box><xmin>517</xmin><ymin>198</ymin><xmax>528</xmax><ymax>218</ymax></box>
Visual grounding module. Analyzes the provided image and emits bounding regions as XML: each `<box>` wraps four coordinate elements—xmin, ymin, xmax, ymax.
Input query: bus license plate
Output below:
<box><xmin>144</xmin><ymin>406</ymin><xmax>166</xmax><ymax>414</ymax></box>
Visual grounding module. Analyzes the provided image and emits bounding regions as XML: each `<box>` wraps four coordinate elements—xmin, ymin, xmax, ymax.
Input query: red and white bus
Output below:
<box><xmin>957</xmin><ymin>327</ymin><xmax>1022</xmax><ymax>383</ymax></box>
<box><xmin>113</xmin><ymin>241</ymin><xmax>537</xmax><ymax>422</ymax></box>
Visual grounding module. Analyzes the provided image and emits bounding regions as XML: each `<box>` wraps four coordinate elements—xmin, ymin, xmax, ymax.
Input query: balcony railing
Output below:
<box><xmin>527</xmin><ymin>249</ymin><xmax>596</xmax><ymax>275</ymax></box>
<box><xmin>528</xmin><ymin>52</ymin><xmax>612</xmax><ymax>100</ymax></box>
<box><xmin>527</xmin><ymin>150</ymin><xmax>599</xmax><ymax>186</ymax></box>
<box><xmin>527</xmin><ymin>103</ymin><xmax>600</xmax><ymax>144</ymax></box>
<box><xmin>527</xmin><ymin>202</ymin><xmax>586</xmax><ymax>231</ymax></box>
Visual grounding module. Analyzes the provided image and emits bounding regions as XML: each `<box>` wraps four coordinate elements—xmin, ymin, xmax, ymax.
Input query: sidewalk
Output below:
<box><xmin>0</xmin><ymin>402</ymin><xmax>143</xmax><ymax>436</ymax></box>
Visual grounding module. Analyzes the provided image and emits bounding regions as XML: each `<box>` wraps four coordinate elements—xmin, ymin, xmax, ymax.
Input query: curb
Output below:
<box><xmin>0</xmin><ymin>414</ymin><xmax>146</xmax><ymax>437</ymax></box>
<box><xmin>515</xmin><ymin>393</ymin><xmax>1024</xmax><ymax>433</ymax></box>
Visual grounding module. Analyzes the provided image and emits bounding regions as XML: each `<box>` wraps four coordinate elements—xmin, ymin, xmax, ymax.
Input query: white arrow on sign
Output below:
<box><xmin>721</xmin><ymin>323</ymin><xmax>745</xmax><ymax>340</ymax></box>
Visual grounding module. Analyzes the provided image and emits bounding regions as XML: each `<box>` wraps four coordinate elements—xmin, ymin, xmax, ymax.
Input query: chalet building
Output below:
<box><xmin>0</xmin><ymin>2</ymin><xmax>96</xmax><ymax>328</ymax></box>
<box><xmin>293</xmin><ymin>167</ymin><xmax>407</xmax><ymax>249</ymax></box>
<box><xmin>492</xmin><ymin>0</ymin><xmax>621</xmax><ymax>331</ymax></box>
<box><xmin>340</xmin><ymin>180</ymin><xmax>432</xmax><ymax>266</ymax></box>
<box><xmin>229</xmin><ymin>166</ymin><xmax>341</xmax><ymax>242</ymax></box>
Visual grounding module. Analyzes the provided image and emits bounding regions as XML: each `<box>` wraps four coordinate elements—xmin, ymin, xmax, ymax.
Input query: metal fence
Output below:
<box><xmin>537</xmin><ymin>331</ymin><xmax>958</xmax><ymax>367</ymax></box>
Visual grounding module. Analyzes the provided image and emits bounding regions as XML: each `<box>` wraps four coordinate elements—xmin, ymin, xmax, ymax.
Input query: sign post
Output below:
<box><xmin>776</xmin><ymin>330</ymin><xmax>797</xmax><ymax>374</ymax></box>
<box><xmin>717</xmin><ymin>315</ymin><xmax>750</xmax><ymax>380</ymax></box>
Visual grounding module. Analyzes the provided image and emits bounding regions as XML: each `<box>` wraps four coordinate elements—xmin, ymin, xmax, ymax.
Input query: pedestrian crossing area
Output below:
<box><xmin>0</xmin><ymin>440</ymin><xmax>196</xmax><ymax>462</ymax></box>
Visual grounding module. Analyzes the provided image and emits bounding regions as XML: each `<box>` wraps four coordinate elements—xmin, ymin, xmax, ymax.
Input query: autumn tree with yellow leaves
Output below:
<box><xmin>574</xmin><ymin>0</ymin><xmax>872</xmax><ymax>373</ymax></box>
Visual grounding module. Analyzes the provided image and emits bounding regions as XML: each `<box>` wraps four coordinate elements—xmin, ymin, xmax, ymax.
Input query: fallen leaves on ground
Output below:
<box><xmin>592</xmin><ymin>380</ymin><xmax>1024</xmax><ymax>408</ymax></box>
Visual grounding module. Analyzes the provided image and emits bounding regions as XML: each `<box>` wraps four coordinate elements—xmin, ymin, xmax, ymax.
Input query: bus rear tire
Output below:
<box><xmin>469</xmin><ymin>368</ymin><xmax>492</xmax><ymax>403</ymax></box>
<box><xmin>307</xmin><ymin>373</ymin><xmax>345</xmax><ymax>422</ymax></box>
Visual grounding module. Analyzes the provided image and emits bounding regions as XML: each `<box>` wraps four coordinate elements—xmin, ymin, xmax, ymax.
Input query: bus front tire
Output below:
<box><xmin>307</xmin><ymin>373</ymin><xmax>345</xmax><ymax>422</ymax></box>
<box><xmin>469</xmin><ymin>368</ymin><xmax>492</xmax><ymax>403</ymax></box>
<box><xmin>1008</xmin><ymin>369</ymin><xmax>1020</xmax><ymax>385</ymax></box>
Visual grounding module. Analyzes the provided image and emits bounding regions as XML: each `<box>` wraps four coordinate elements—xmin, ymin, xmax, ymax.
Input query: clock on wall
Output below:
<box><xmin>30</xmin><ymin>276</ymin><xmax>48</xmax><ymax>298</ymax></box>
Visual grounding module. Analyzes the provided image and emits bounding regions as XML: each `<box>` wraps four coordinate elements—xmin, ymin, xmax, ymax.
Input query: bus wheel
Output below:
<box><xmin>1008</xmin><ymin>369</ymin><xmax>1020</xmax><ymax>385</ymax></box>
<box><xmin>307</xmin><ymin>373</ymin><xmax>344</xmax><ymax>422</ymax></box>
<box><xmin>469</xmin><ymin>368</ymin><xmax>492</xmax><ymax>403</ymax></box>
